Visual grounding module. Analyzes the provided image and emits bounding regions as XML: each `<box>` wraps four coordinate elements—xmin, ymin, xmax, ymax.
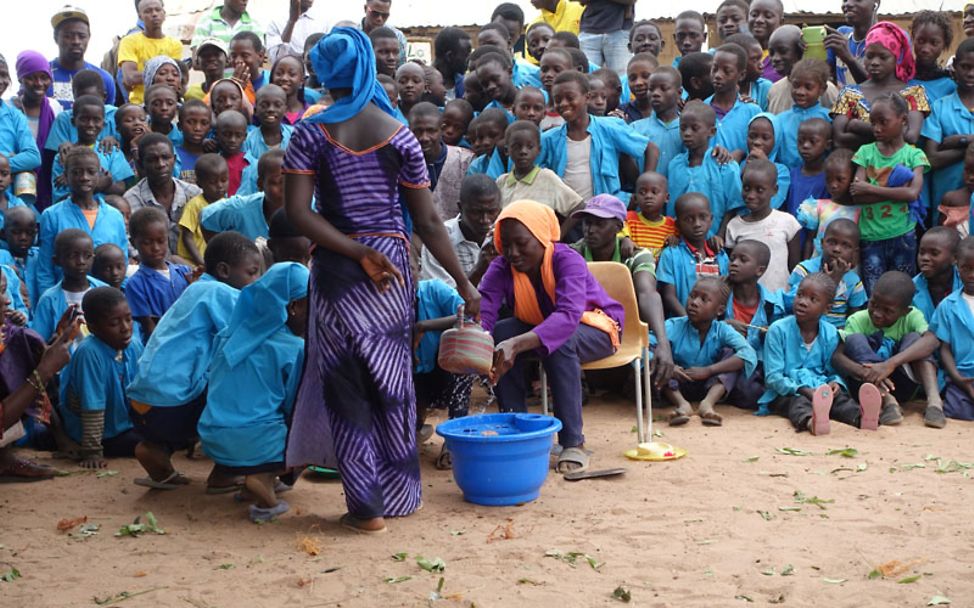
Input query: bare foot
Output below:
<box><xmin>244</xmin><ymin>473</ymin><xmax>278</xmax><ymax>509</ymax></box>
<box><xmin>135</xmin><ymin>441</ymin><xmax>175</xmax><ymax>482</ymax></box>
<box><xmin>340</xmin><ymin>513</ymin><xmax>387</xmax><ymax>534</ymax></box>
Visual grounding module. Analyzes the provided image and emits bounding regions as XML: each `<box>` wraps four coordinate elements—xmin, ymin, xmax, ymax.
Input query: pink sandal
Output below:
<box><xmin>810</xmin><ymin>385</ymin><xmax>833</xmax><ymax>436</ymax></box>
<box><xmin>858</xmin><ymin>383</ymin><xmax>882</xmax><ymax>431</ymax></box>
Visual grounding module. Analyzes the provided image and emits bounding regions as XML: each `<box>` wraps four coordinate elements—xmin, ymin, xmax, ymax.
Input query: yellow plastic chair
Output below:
<box><xmin>540</xmin><ymin>261</ymin><xmax>653</xmax><ymax>443</ymax></box>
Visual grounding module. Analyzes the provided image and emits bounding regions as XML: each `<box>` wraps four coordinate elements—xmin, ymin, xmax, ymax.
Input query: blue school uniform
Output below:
<box><xmin>631</xmin><ymin>112</ymin><xmax>683</xmax><ymax>177</ymax></box>
<box><xmin>124</xmin><ymin>261</ymin><xmax>192</xmax><ymax>325</ymax></box>
<box><xmin>30</xmin><ymin>276</ymin><xmax>107</xmax><ymax>341</ymax></box>
<box><xmin>706</xmin><ymin>96</ymin><xmax>761</xmax><ymax>155</ymax></box>
<box><xmin>785</xmin><ymin>167</ymin><xmax>828</xmax><ymax>217</ymax></box>
<box><xmin>127</xmin><ymin>274</ymin><xmax>240</xmax><ymax>407</ymax></box>
<box><xmin>656</xmin><ymin>240</ymin><xmax>729</xmax><ymax>306</ymax></box>
<box><xmin>757</xmin><ymin>316</ymin><xmax>845</xmax><ymax>413</ymax></box>
<box><xmin>777</xmin><ymin>104</ymin><xmax>831</xmax><ymax>171</ymax></box>
<box><xmin>43</xmin><ymin>106</ymin><xmax>118</xmax><ymax>153</ymax></box>
<box><xmin>513</xmin><ymin>60</ymin><xmax>542</xmax><ymax>89</ymax></box>
<box><xmin>665</xmin><ymin>316</ymin><xmax>757</xmax><ymax>377</ymax></box>
<box><xmin>539</xmin><ymin>115</ymin><xmax>649</xmax><ymax>202</ymax></box>
<box><xmin>913</xmin><ymin>270</ymin><xmax>961</xmax><ymax>322</ymax></box>
<box><xmin>0</xmin><ymin>263</ymin><xmax>29</xmax><ymax>319</ymax></box>
<box><xmin>0</xmin><ymin>195</ymin><xmax>28</xmax><ymax>231</ymax></box>
<box><xmin>242</xmin><ymin>124</ymin><xmax>295</xmax><ymax>159</ymax></box>
<box><xmin>58</xmin><ymin>334</ymin><xmax>143</xmax><ymax>445</ymax></box>
<box><xmin>921</xmin><ymin>93</ymin><xmax>974</xmax><ymax>217</ymax></box>
<box><xmin>786</xmin><ymin>256</ymin><xmax>866</xmax><ymax>328</ymax></box>
<box><xmin>725</xmin><ymin>285</ymin><xmax>785</xmax><ymax>358</ymax></box>
<box><xmin>750</xmin><ymin>78</ymin><xmax>773</xmax><ymax>111</ymax></box>
<box><xmin>36</xmin><ymin>198</ymin><xmax>127</xmax><ymax>296</ymax></box>
<box><xmin>466</xmin><ymin>147</ymin><xmax>511</xmax><ymax>181</ymax></box>
<box><xmin>50</xmin><ymin>146</ymin><xmax>134</xmax><ymax>202</ymax></box>
<box><xmin>666</xmin><ymin>150</ymin><xmax>742</xmax><ymax>234</ymax></box>
<box><xmin>197</xmin><ymin>263</ymin><xmax>308</xmax><ymax>468</ymax></box>
<box><xmin>930</xmin><ymin>290</ymin><xmax>974</xmax><ymax>379</ymax></box>
<box><xmin>909</xmin><ymin>76</ymin><xmax>956</xmax><ymax>105</ymax></box>
<box><xmin>743</xmin><ymin>113</ymin><xmax>791</xmax><ymax>210</ymax></box>
<box><xmin>0</xmin><ymin>100</ymin><xmax>42</xmax><ymax>174</ymax></box>
<box><xmin>200</xmin><ymin>192</ymin><xmax>271</xmax><ymax>240</ymax></box>
<box><xmin>415</xmin><ymin>279</ymin><xmax>464</xmax><ymax>373</ymax></box>
<box><xmin>4</xmin><ymin>247</ymin><xmax>42</xmax><ymax>312</ymax></box>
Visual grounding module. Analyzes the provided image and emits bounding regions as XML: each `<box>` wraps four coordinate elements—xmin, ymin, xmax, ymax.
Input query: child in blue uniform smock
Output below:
<box><xmin>124</xmin><ymin>208</ymin><xmax>192</xmax><ymax>338</ymax></box>
<box><xmin>243</xmin><ymin>85</ymin><xmax>294</xmax><ymax>160</ymax></box>
<box><xmin>0</xmin><ymin>156</ymin><xmax>27</xmax><ymax>231</ymax></box>
<box><xmin>930</xmin><ymin>237</ymin><xmax>974</xmax><ymax>421</ymax></box>
<box><xmin>776</xmin><ymin>59</ymin><xmax>833</xmax><ymax>171</ymax></box>
<box><xmin>0</xmin><ymin>54</ymin><xmax>42</xmax><ymax>176</ymax></box>
<box><xmin>1</xmin><ymin>207</ymin><xmax>41</xmax><ymax>310</ymax></box>
<box><xmin>31</xmin><ymin>230</ymin><xmax>106</xmax><ymax>342</ymax></box>
<box><xmin>913</xmin><ymin>227</ymin><xmax>961</xmax><ymax>322</ymax></box>
<box><xmin>37</xmin><ymin>147</ymin><xmax>128</xmax><ymax>295</ymax></box>
<box><xmin>760</xmin><ymin>273</ymin><xmax>883</xmax><ymax>435</ymax></box>
<box><xmin>663</xmin><ymin>276</ymin><xmax>757</xmax><ymax>427</ymax></box>
<box><xmin>127</xmin><ymin>232</ymin><xmax>263</xmax><ymax>490</ymax></box>
<box><xmin>57</xmin><ymin>287</ymin><xmax>143</xmax><ymax>468</ymax></box>
<box><xmin>630</xmin><ymin>67</ymin><xmax>684</xmax><ymax>178</ymax></box>
<box><xmin>707</xmin><ymin>44</ymin><xmax>761</xmax><ymax>160</ymax></box>
<box><xmin>465</xmin><ymin>109</ymin><xmax>511</xmax><ymax>180</ymax></box>
<box><xmin>200</xmin><ymin>149</ymin><xmax>285</xmax><ymax>241</ymax></box>
<box><xmin>743</xmin><ymin>113</ymin><xmax>790</xmax><ymax>210</ymax></box>
<box><xmin>657</xmin><ymin>193</ymin><xmax>730</xmax><ymax>317</ymax></box>
<box><xmin>198</xmin><ymin>262</ymin><xmax>308</xmax><ymax>523</ymax></box>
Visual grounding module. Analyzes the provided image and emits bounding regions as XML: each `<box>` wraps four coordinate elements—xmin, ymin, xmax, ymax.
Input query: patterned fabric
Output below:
<box><xmin>284</xmin><ymin>122</ymin><xmax>428</xmax><ymax>519</ymax></box>
<box><xmin>830</xmin><ymin>84</ymin><xmax>931</xmax><ymax>123</ymax></box>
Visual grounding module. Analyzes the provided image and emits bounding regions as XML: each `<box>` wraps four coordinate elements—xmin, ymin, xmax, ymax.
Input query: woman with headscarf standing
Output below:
<box><xmin>831</xmin><ymin>21</ymin><xmax>929</xmax><ymax>151</ymax></box>
<box><xmin>10</xmin><ymin>52</ymin><xmax>57</xmax><ymax>210</ymax></box>
<box><xmin>283</xmin><ymin>28</ymin><xmax>480</xmax><ymax>534</ymax></box>
<box><xmin>479</xmin><ymin>200</ymin><xmax>624</xmax><ymax>474</ymax></box>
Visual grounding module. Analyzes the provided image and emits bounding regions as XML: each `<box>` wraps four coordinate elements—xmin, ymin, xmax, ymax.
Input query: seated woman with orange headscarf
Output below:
<box><xmin>479</xmin><ymin>200</ymin><xmax>624</xmax><ymax>474</ymax></box>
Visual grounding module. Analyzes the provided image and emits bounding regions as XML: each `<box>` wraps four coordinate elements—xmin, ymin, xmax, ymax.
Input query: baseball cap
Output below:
<box><xmin>51</xmin><ymin>5</ymin><xmax>89</xmax><ymax>29</ymax></box>
<box><xmin>195</xmin><ymin>38</ymin><xmax>228</xmax><ymax>59</ymax></box>
<box><xmin>572</xmin><ymin>194</ymin><xmax>627</xmax><ymax>223</ymax></box>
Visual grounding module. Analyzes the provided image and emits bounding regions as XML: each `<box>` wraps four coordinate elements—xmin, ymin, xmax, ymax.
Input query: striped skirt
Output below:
<box><xmin>286</xmin><ymin>235</ymin><xmax>421</xmax><ymax>519</ymax></box>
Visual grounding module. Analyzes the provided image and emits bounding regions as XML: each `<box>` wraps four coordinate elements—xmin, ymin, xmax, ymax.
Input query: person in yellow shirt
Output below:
<box><xmin>527</xmin><ymin>0</ymin><xmax>586</xmax><ymax>65</ymax></box>
<box><xmin>118</xmin><ymin>0</ymin><xmax>184</xmax><ymax>104</ymax></box>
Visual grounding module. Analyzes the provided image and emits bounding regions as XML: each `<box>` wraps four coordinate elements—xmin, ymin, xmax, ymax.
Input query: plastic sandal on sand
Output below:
<box><xmin>133</xmin><ymin>471</ymin><xmax>189</xmax><ymax>490</ymax></box>
<box><xmin>249</xmin><ymin>500</ymin><xmax>289</xmax><ymax>523</ymax></box>
<box><xmin>858</xmin><ymin>383</ymin><xmax>882</xmax><ymax>431</ymax></box>
<box><xmin>810</xmin><ymin>385</ymin><xmax>833</xmax><ymax>436</ymax></box>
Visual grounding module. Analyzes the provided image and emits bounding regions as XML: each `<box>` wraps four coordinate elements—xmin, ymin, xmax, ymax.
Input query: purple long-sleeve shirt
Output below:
<box><xmin>479</xmin><ymin>244</ymin><xmax>625</xmax><ymax>356</ymax></box>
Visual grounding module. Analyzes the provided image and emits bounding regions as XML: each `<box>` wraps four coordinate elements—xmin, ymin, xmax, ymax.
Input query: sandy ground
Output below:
<box><xmin>1</xmin><ymin>395</ymin><xmax>973</xmax><ymax>608</ymax></box>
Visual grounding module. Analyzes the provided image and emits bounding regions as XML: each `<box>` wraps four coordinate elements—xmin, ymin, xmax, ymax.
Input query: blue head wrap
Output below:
<box><xmin>222</xmin><ymin>262</ymin><xmax>310</xmax><ymax>368</ymax></box>
<box><xmin>305</xmin><ymin>26</ymin><xmax>396</xmax><ymax>124</ymax></box>
<box><xmin>747</xmin><ymin>112</ymin><xmax>783</xmax><ymax>163</ymax></box>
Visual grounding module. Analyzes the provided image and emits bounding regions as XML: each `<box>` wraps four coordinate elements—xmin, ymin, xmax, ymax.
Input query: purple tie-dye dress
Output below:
<box><xmin>283</xmin><ymin>122</ymin><xmax>429</xmax><ymax>519</ymax></box>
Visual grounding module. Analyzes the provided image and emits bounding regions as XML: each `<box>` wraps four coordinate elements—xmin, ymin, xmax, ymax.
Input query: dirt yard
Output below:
<box><xmin>1</xmin><ymin>396</ymin><xmax>972</xmax><ymax>607</ymax></box>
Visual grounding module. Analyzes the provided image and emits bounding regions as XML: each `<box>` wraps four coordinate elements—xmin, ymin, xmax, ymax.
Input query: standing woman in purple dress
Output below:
<box><xmin>283</xmin><ymin>28</ymin><xmax>480</xmax><ymax>534</ymax></box>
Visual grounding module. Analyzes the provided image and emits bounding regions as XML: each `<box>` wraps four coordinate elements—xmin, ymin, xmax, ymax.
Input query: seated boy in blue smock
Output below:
<box><xmin>930</xmin><ymin>236</ymin><xmax>974</xmax><ymax>422</ymax></box>
<box><xmin>201</xmin><ymin>149</ymin><xmax>285</xmax><ymax>241</ymax></box>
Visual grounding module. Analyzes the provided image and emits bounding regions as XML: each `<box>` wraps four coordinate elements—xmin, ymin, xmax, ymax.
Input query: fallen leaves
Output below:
<box><xmin>486</xmin><ymin>518</ymin><xmax>515</xmax><ymax>543</ymax></box>
<box><xmin>115</xmin><ymin>512</ymin><xmax>165</xmax><ymax>537</ymax></box>
<box><xmin>611</xmin><ymin>586</ymin><xmax>631</xmax><ymax>602</ymax></box>
<box><xmin>868</xmin><ymin>558</ymin><xmax>925</xmax><ymax>580</ymax></box>
<box><xmin>416</xmin><ymin>556</ymin><xmax>446</xmax><ymax>573</ymax></box>
<box><xmin>298</xmin><ymin>536</ymin><xmax>321</xmax><ymax>556</ymax></box>
<box><xmin>826</xmin><ymin>447</ymin><xmax>860</xmax><ymax>458</ymax></box>
<box><xmin>57</xmin><ymin>515</ymin><xmax>88</xmax><ymax>533</ymax></box>
<box><xmin>928</xmin><ymin>595</ymin><xmax>951</xmax><ymax>605</ymax></box>
<box><xmin>775</xmin><ymin>447</ymin><xmax>813</xmax><ymax>456</ymax></box>
<box><xmin>92</xmin><ymin>588</ymin><xmax>164</xmax><ymax>604</ymax></box>
<box><xmin>544</xmin><ymin>550</ymin><xmax>603</xmax><ymax>570</ymax></box>
<box><xmin>384</xmin><ymin>576</ymin><xmax>411</xmax><ymax>584</ymax></box>
<box><xmin>0</xmin><ymin>566</ymin><xmax>21</xmax><ymax>583</ymax></box>
<box><xmin>793</xmin><ymin>490</ymin><xmax>834</xmax><ymax>510</ymax></box>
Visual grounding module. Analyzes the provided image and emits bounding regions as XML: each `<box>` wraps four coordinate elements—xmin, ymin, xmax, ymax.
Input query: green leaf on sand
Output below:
<box><xmin>757</xmin><ymin>510</ymin><xmax>774</xmax><ymax>521</ymax></box>
<box><xmin>384</xmin><ymin>576</ymin><xmax>411</xmax><ymax>584</ymax></box>
<box><xmin>898</xmin><ymin>574</ymin><xmax>922</xmax><ymax>584</ymax></box>
<box><xmin>217</xmin><ymin>563</ymin><xmax>234</xmax><ymax>570</ymax></box>
<box><xmin>96</xmin><ymin>470</ymin><xmax>119</xmax><ymax>478</ymax></box>
<box><xmin>93</xmin><ymin>588</ymin><xmax>164</xmax><ymax>605</ymax></box>
<box><xmin>781</xmin><ymin>564</ymin><xmax>795</xmax><ymax>576</ymax></box>
<box><xmin>744</xmin><ymin>456</ymin><xmax>760</xmax><ymax>463</ymax></box>
<box><xmin>115</xmin><ymin>512</ymin><xmax>165</xmax><ymax>537</ymax></box>
<box><xmin>544</xmin><ymin>550</ymin><xmax>604</xmax><ymax>570</ymax></box>
<box><xmin>794</xmin><ymin>491</ymin><xmax>834</xmax><ymax>510</ymax></box>
<box><xmin>734</xmin><ymin>595</ymin><xmax>754</xmax><ymax>603</ymax></box>
<box><xmin>517</xmin><ymin>578</ymin><xmax>543</xmax><ymax>586</ymax></box>
<box><xmin>776</xmin><ymin>447</ymin><xmax>813</xmax><ymax>456</ymax></box>
<box><xmin>827</xmin><ymin>447</ymin><xmax>859</xmax><ymax>458</ymax></box>
<box><xmin>928</xmin><ymin>596</ymin><xmax>951</xmax><ymax>605</ymax></box>
<box><xmin>867</xmin><ymin>569</ymin><xmax>882</xmax><ymax>580</ymax></box>
<box><xmin>778</xmin><ymin>506</ymin><xmax>801</xmax><ymax>512</ymax></box>
<box><xmin>761</xmin><ymin>568</ymin><xmax>775</xmax><ymax>576</ymax></box>
<box><xmin>612</xmin><ymin>586</ymin><xmax>632</xmax><ymax>603</ymax></box>
<box><xmin>0</xmin><ymin>567</ymin><xmax>21</xmax><ymax>583</ymax></box>
<box><xmin>823</xmin><ymin>578</ymin><xmax>847</xmax><ymax>584</ymax></box>
<box><xmin>391</xmin><ymin>552</ymin><xmax>408</xmax><ymax>561</ymax></box>
<box><xmin>416</xmin><ymin>556</ymin><xmax>446</xmax><ymax>573</ymax></box>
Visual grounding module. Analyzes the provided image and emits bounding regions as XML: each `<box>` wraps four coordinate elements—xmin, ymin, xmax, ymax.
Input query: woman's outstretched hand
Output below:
<box><xmin>357</xmin><ymin>246</ymin><xmax>404</xmax><ymax>292</ymax></box>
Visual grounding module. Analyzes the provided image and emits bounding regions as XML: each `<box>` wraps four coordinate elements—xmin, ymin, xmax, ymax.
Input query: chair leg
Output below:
<box><xmin>633</xmin><ymin>359</ymin><xmax>644</xmax><ymax>443</ymax></box>
<box><xmin>643</xmin><ymin>348</ymin><xmax>653</xmax><ymax>442</ymax></box>
<box><xmin>540</xmin><ymin>361</ymin><xmax>549</xmax><ymax>417</ymax></box>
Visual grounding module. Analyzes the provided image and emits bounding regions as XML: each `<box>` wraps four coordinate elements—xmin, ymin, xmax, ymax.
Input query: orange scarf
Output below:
<box><xmin>494</xmin><ymin>200</ymin><xmax>620</xmax><ymax>349</ymax></box>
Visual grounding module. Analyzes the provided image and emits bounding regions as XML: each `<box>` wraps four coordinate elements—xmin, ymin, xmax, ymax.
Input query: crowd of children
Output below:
<box><xmin>2</xmin><ymin>0</ymin><xmax>974</xmax><ymax>526</ymax></box>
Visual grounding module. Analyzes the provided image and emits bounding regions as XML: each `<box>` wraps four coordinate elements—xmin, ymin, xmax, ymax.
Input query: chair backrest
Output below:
<box><xmin>585</xmin><ymin>261</ymin><xmax>648</xmax><ymax>350</ymax></box>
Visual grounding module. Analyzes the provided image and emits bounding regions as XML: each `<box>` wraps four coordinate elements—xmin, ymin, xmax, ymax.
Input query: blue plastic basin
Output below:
<box><xmin>436</xmin><ymin>413</ymin><xmax>562</xmax><ymax>506</ymax></box>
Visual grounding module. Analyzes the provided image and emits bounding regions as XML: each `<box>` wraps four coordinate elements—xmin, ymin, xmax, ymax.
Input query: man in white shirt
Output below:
<box><xmin>266</xmin><ymin>0</ymin><xmax>331</xmax><ymax>63</ymax></box>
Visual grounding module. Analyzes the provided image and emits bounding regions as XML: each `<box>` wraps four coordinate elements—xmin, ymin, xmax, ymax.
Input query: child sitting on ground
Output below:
<box><xmin>91</xmin><ymin>243</ymin><xmax>127</xmax><ymax>291</ymax></box>
<box><xmin>797</xmin><ymin>149</ymin><xmax>860</xmax><ymax>258</ymax></box>
<box><xmin>466</xmin><ymin>108</ymin><xmax>511</xmax><ymax>180</ymax></box>
<box><xmin>937</xmin><ymin>142</ymin><xmax>974</xmax><ymax>237</ymax></box>
<box><xmin>31</xmin><ymin>229</ymin><xmax>106</xmax><ymax>342</ymax></box>
<box><xmin>125</xmin><ymin>207</ymin><xmax>192</xmax><ymax>338</ymax></box>
<box><xmin>725</xmin><ymin>240</ymin><xmax>786</xmax><ymax>409</ymax></box>
<box><xmin>833</xmin><ymin>271</ymin><xmax>946</xmax><ymax>428</ymax></box>
<box><xmin>664</xmin><ymin>276</ymin><xmax>757</xmax><ymax>427</ymax></box>
<box><xmin>760</xmin><ymin>273</ymin><xmax>883</xmax><ymax>435</ymax></box>
<box><xmin>657</xmin><ymin>193</ymin><xmax>730</xmax><ymax>317</ymax></box>
<box><xmin>37</xmin><ymin>147</ymin><xmax>129</xmax><ymax>295</ymax></box>
<box><xmin>785</xmin><ymin>118</ymin><xmax>832</xmax><ymax>220</ymax></box>
<box><xmin>631</xmin><ymin>67</ymin><xmax>684</xmax><ymax>178</ymax></box>
<box><xmin>128</xmin><ymin>232</ymin><xmax>262</xmax><ymax>491</ymax></box>
<box><xmin>930</xmin><ymin>236</ymin><xmax>974</xmax><ymax>421</ymax></box>
<box><xmin>174</xmin><ymin>100</ymin><xmax>213</xmax><ymax>183</ymax></box>
<box><xmin>913</xmin><ymin>227</ymin><xmax>961</xmax><ymax>321</ymax></box>
<box><xmin>626</xmin><ymin>171</ymin><xmax>677</xmax><ymax>261</ymax></box>
<box><xmin>198</xmin><ymin>262</ymin><xmax>308</xmax><ymax>522</ymax></box>
<box><xmin>57</xmin><ymin>287</ymin><xmax>143</xmax><ymax>468</ymax></box>
<box><xmin>666</xmin><ymin>101</ymin><xmax>742</xmax><ymax>238</ymax></box>
<box><xmin>201</xmin><ymin>149</ymin><xmax>284</xmax><ymax>241</ymax></box>
<box><xmin>243</xmin><ymin>85</ymin><xmax>294</xmax><ymax>160</ymax></box>
<box><xmin>787</xmin><ymin>218</ymin><xmax>866</xmax><ymax>328</ymax></box>
<box><xmin>725</xmin><ymin>159</ymin><xmax>801</xmax><ymax>291</ymax></box>
<box><xmin>178</xmin><ymin>154</ymin><xmax>228</xmax><ymax>266</ymax></box>
<box><xmin>2</xmin><ymin>207</ymin><xmax>41</xmax><ymax>307</ymax></box>
<box><xmin>496</xmin><ymin>121</ymin><xmax>582</xmax><ymax>236</ymax></box>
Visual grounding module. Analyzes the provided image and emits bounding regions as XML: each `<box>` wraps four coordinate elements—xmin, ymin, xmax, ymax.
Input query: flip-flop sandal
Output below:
<box><xmin>858</xmin><ymin>383</ymin><xmax>882</xmax><ymax>431</ymax></box>
<box><xmin>0</xmin><ymin>457</ymin><xmax>58</xmax><ymax>483</ymax></box>
<box><xmin>700</xmin><ymin>411</ymin><xmax>723</xmax><ymax>427</ymax></box>
<box><xmin>134</xmin><ymin>471</ymin><xmax>190</xmax><ymax>490</ymax></box>
<box><xmin>434</xmin><ymin>444</ymin><xmax>452</xmax><ymax>470</ymax></box>
<box><xmin>249</xmin><ymin>500</ymin><xmax>289</xmax><ymax>523</ymax></box>
<box><xmin>340</xmin><ymin>513</ymin><xmax>388</xmax><ymax>535</ymax></box>
<box><xmin>563</xmin><ymin>467</ymin><xmax>626</xmax><ymax>481</ymax></box>
<box><xmin>810</xmin><ymin>384</ymin><xmax>833</xmax><ymax>436</ymax></box>
<box><xmin>668</xmin><ymin>409</ymin><xmax>691</xmax><ymax>426</ymax></box>
<box><xmin>556</xmin><ymin>446</ymin><xmax>590</xmax><ymax>474</ymax></box>
<box><xmin>233</xmin><ymin>479</ymin><xmax>295</xmax><ymax>503</ymax></box>
<box><xmin>923</xmin><ymin>406</ymin><xmax>947</xmax><ymax>429</ymax></box>
<box><xmin>206</xmin><ymin>482</ymin><xmax>244</xmax><ymax>495</ymax></box>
